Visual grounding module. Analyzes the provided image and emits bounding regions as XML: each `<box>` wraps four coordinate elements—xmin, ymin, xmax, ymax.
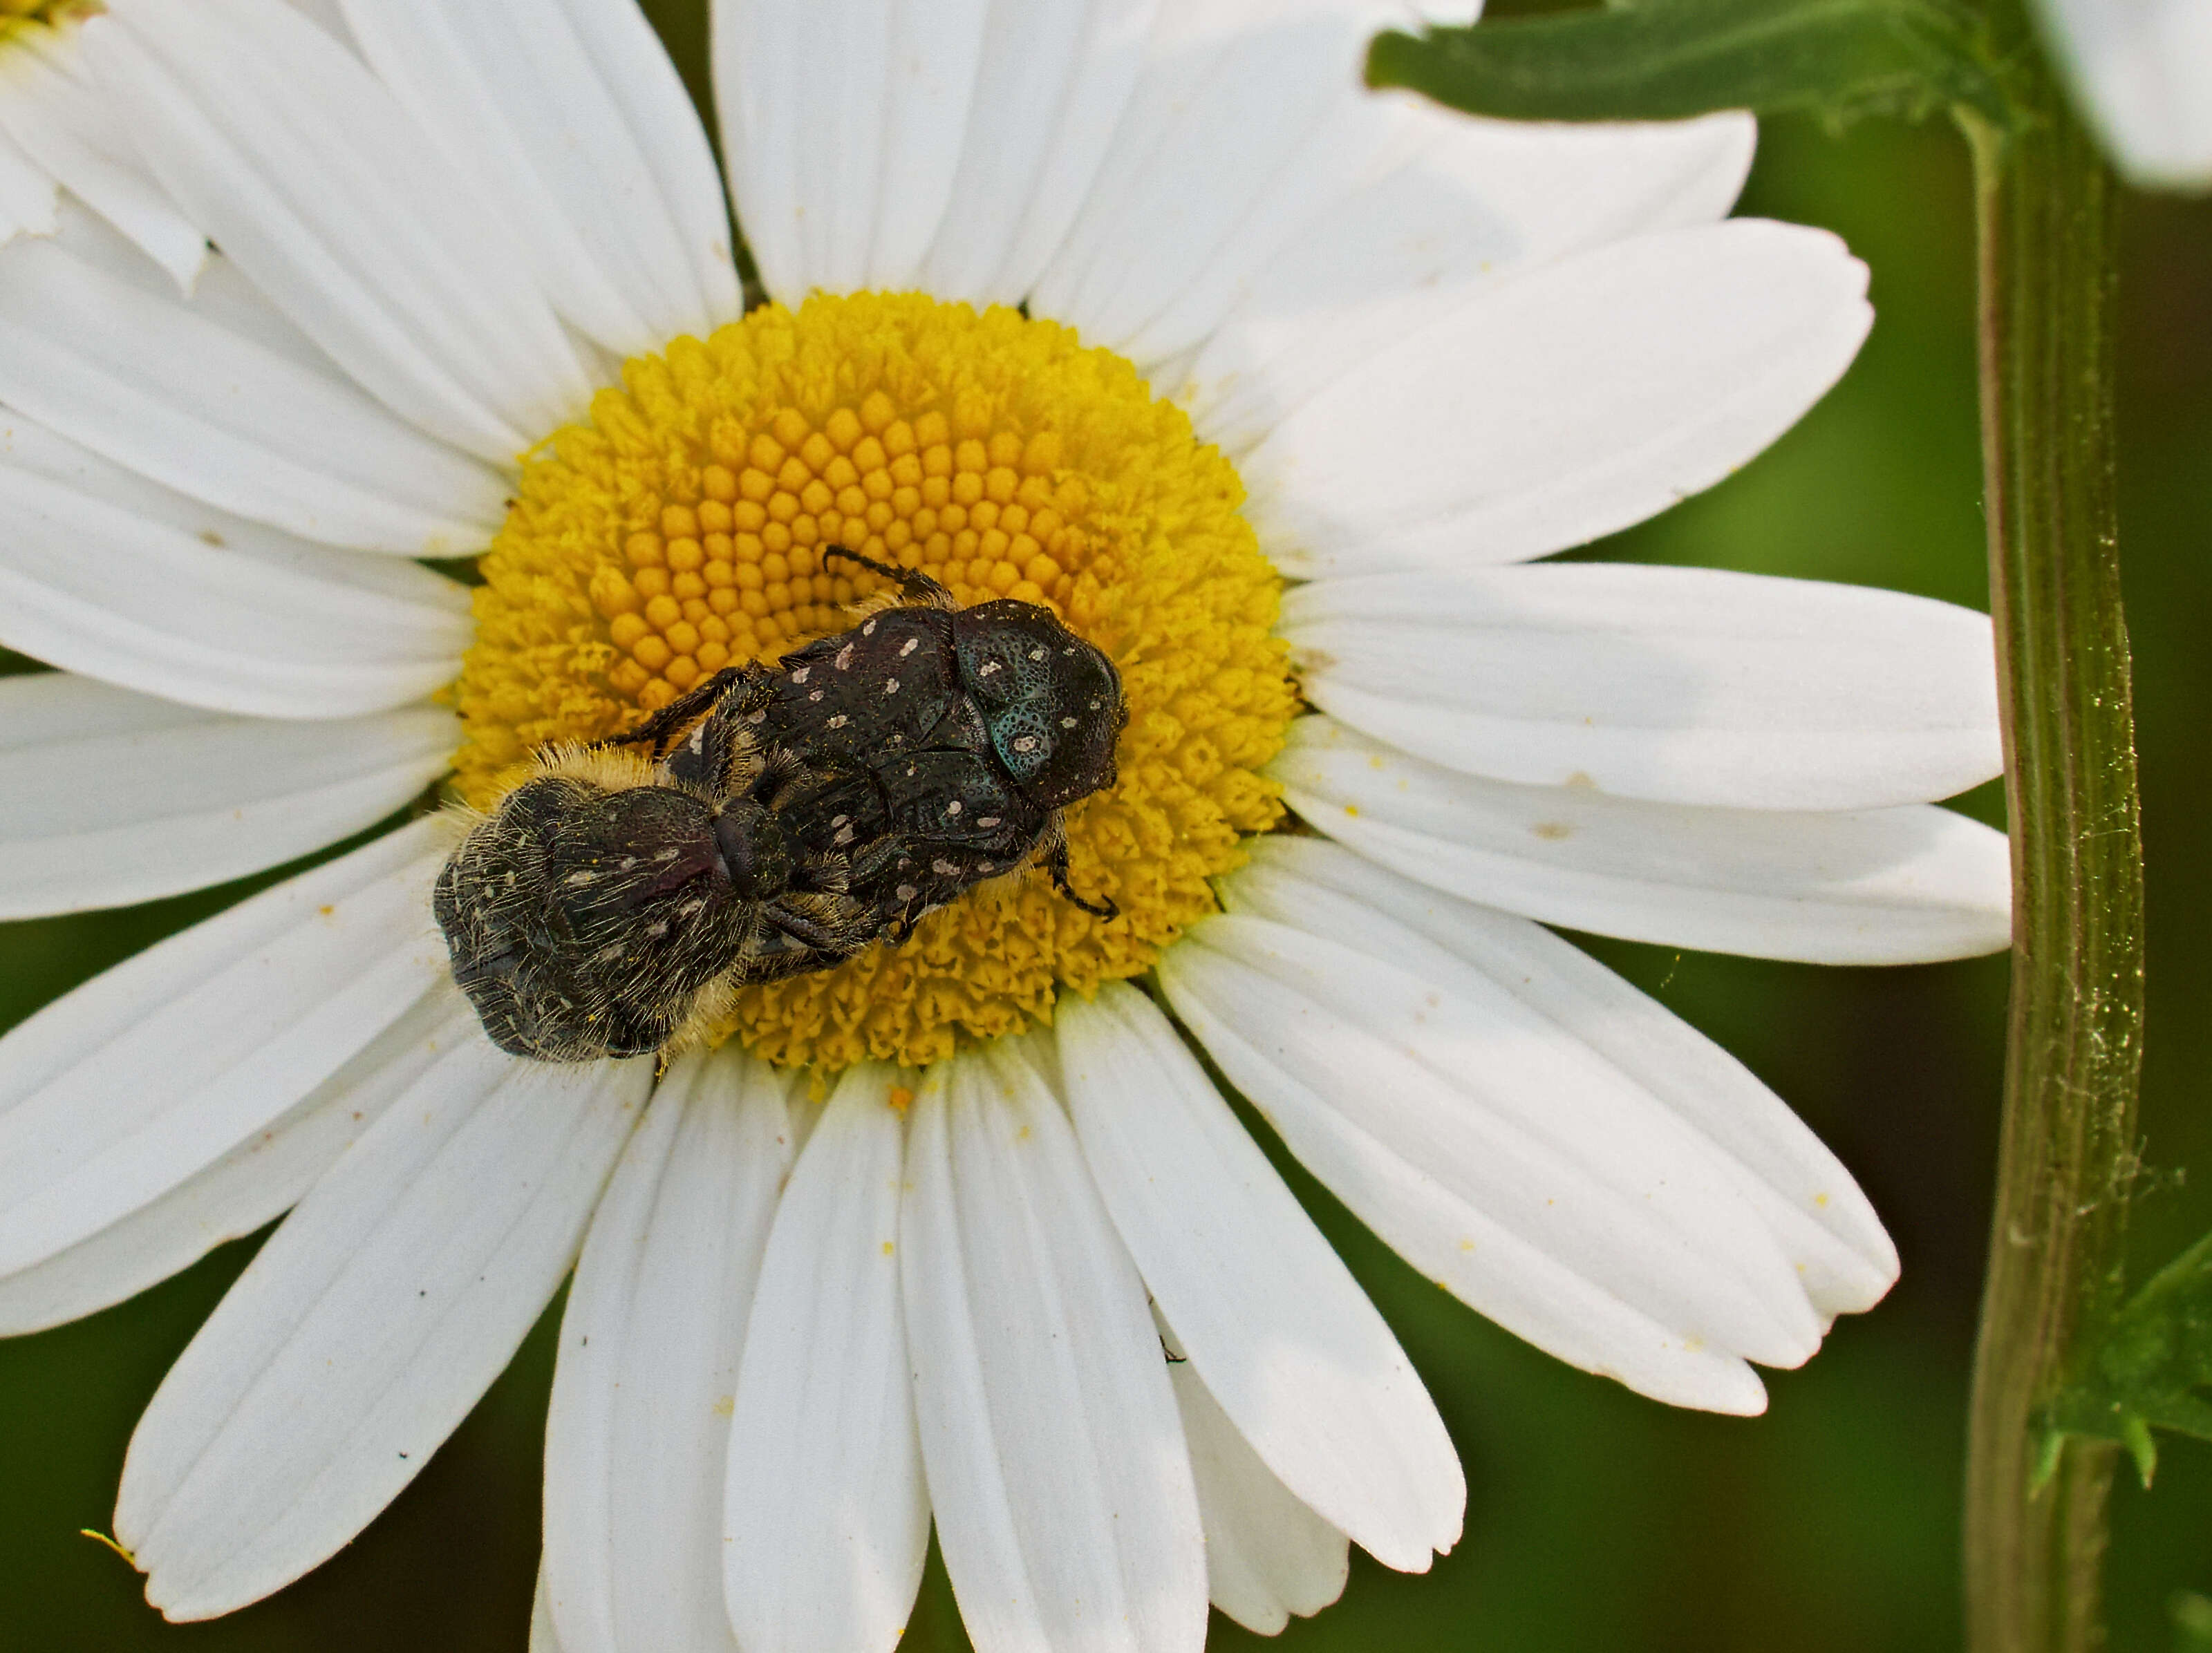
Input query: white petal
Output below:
<box><xmin>1171</xmin><ymin>1360</ymin><xmax>1347</xmax><ymax>1636</ymax></box>
<box><xmin>714</xmin><ymin>0</ymin><xmax>991</xmax><ymax>300</ymax></box>
<box><xmin>901</xmin><ymin>1042</ymin><xmax>1207</xmax><ymax>1653</ymax></box>
<box><xmin>338</xmin><ymin>0</ymin><xmax>738</xmax><ymax>357</ymax></box>
<box><xmin>0</xmin><ymin>25</ymin><xmax>207</xmax><ymax>288</ymax></box>
<box><xmin>1223</xmin><ymin>836</ymin><xmax>1900</xmax><ymax>1321</ymax></box>
<box><xmin>911</xmin><ymin>0</ymin><xmax>1163</xmax><ymax>306</ymax></box>
<box><xmin>859</xmin><ymin>2</ymin><xmax>996</xmax><ymax>292</ymax></box>
<box><xmin>532</xmin><ymin>1566</ymin><xmax>565</xmax><ymax>1653</ymax></box>
<box><xmin>0</xmin><ymin>673</ymin><xmax>454</xmax><ymax>918</ymax></box>
<box><xmin>1279</xmin><ymin>716</ymin><xmax>2013</xmax><ymax>964</ymax></box>
<box><xmin>1041</xmin><ymin>0</ymin><xmax>1751</xmax><ymax>376</ymax></box>
<box><xmin>0</xmin><ymin>202</ymin><xmax>507</xmax><ymax>555</ymax></box>
<box><xmin>0</xmin><ymin>986</ymin><xmax>471</xmax><ymax>1336</ymax></box>
<box><xmin>1156</xmin><ymin>921</ymin><xmax>1782</xmax><ymax>1415</ymax></box>
<box><xmin>1174</xmin><ymin>106</ymin><xmax>1754</xmax><ymax>448</ymax></box>
<box><xmin>114</xmin><ymin>1035</ymin><xmax>648</xmax><ymax>1620</ymax></box>
<box><xmin>2037</xmin><ymin>0</ymin><xmax>2212</xmax><ymax>190</ymax></box>
<box><xmin>282</xmin><ymin>0</ymin><xmax>356</xmax><ymax>49</ymax></box>
<box><xmin>0</xmin><ymin>120</ymin><xmax>59</xmax><ymax>244</ymax></box>
<box><xmin>544</xmin><ymin>1048</ymin><xmax>796</xmax><ymax>1653</ymax></box>
<box><xmin>720</xmin><ymin>0</ymin><xmax>1159</xmax><ymax>307</ymax></box>
<box><xmin>1033</xmin><ymin>0</ymin><xmax>1397</xmax><ymax>358</ymax></box>
<box><xmin>86</xmin><ymin>0</ymin><xmax>594</xmax><ymax>463</ymax></box>
<box><xmin>0</xmin><ymin>822</ymin><xmax>449</xmax><ymax>1283</ymax></box>
<box><xmin>708</xmin><ymin>0</ymin><xmax>805</xmax><ymax>303</ymax></box>
<box><xmin>780</xmin><ymin>1081</ymin><xmax>824</xmax><ymax>1159</ymax></box>
<box><xmin>0</xmin><ymin>413</ymin><xmax>472</xmax><ymax>719</ymax></box>
<box><xmin>713</xmin><ymin>0</ymin><xmax>861</xmax><ymax>301</ymax></box>
<box><xmin>725</xmin><ymin>1064</ymin><xmax>928</xmax><ymax>1653</ymax></box>
<box><xmin>1172</xmin><ymin>905</ymin><xmax>1827</xmax><ymax>1364</ymax></box>
<box><xmin>1057</xmin><ymin>983</ymin><xmax>1461</xmax><ymax>1571</ymax></box>
<box><xmin>1280</xmin><ymin>565</ymin><xmax>2002</xmax><ymax>811</ymax></box>
<box><xmin>1238</xmin><ymin>220</ymin><xmax>1872</xmax><ymax>574</ymax></box>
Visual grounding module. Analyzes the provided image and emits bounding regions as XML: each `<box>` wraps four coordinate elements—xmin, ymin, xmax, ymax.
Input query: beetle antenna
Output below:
<box><xmin>594</xmin><ymin>667</ymin><xmax>746</xmax><ymax>757</ymax></box>
<box><xmin>824</xmin><ymin>543</ymin><xmax>955</xmax><ymax>610</ymax></box>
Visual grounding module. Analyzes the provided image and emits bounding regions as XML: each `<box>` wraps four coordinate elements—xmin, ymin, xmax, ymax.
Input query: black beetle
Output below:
<box><xmin>433</xmin><ymin>546</ymin><xmax>1127</xmax><ymax>1061</ymax></box>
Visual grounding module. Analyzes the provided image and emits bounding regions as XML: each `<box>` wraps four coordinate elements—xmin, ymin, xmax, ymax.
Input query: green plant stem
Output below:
<box><xmin>1960</xmin><ymin>37</ymin><xmax>2142</xmax><ymax>1653</ymax></box>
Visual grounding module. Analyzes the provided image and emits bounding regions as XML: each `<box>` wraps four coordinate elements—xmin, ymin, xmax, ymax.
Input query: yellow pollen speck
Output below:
<box><xmin>451</xmin><ymin>293</ymin><xmax>1295</xmax><ymax>1075</ymax></box>
<box><xmin>0</xmin><ymin>0</ymin><xmax>93</xmax><ymax>50</ymax></box>
<box><xmin>887</xmin><ymin>1086</ymin><xmax>915</xmax><ymax>1113</ymax></box>
<box><xmin>882</xmin><ymin>1240</ymin><xmax>895</xmax><ymax>1256</ymax></box>
<box><xmin>1</xmin><ymin>0</ymin><xmax>93</xmax><ymax>22</ymax></box>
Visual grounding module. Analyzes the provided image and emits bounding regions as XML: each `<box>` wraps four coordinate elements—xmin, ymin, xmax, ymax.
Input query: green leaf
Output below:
<box><xmin>2046</xmin><ymin>1229</ymin><xmax>2212</xmax><ymax>1486</ymax></box>
<box><xmin>2173</xmin><ymin>1589</ymin><xmax>2212</xmax><ymax>1653</ymax></box>
<box><xmin>1365</xmin><ymin>0</ymin><xmax>2020</xmax><ymax>131</ymax></box>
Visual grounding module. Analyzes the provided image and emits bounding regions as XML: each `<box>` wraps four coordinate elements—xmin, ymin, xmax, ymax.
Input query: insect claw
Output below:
<box><xmin>1042</xmin><ymin>834</ymin><xmax>1118</xmax><ymax>920</ymax></box>
<box><xmin>1062</xmin><ymin>887</ymin><xmax>1119</xmax><ymax>920</ymax></box>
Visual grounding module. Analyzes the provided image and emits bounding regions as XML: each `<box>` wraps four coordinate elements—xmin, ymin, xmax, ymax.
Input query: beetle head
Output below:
<box><xmin>953</xmin><ymin>600</ymin><xmax>1126</xmax><ymax>811</ymax></box>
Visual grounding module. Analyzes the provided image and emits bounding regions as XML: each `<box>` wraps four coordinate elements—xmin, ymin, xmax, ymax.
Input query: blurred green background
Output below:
<box><xmin>4</xmin><ymin>3</ymin><xmax>2210</xmax><ymax>1648</ymax></box>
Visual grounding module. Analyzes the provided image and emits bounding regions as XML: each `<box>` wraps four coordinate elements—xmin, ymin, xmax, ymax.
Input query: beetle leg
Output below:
<box><xmin>738</xmin><ymin>942</ymin><xmax>846</xmax><ymax>985</ymax></box>
<box><xmin>823</xmin><ymin>542</ymin><xmax>955</xmax><ymax>609</ymax></box>
<box><xmin>763</xmin><ymin>902</ymin><xmax>850</xmax><ymax>952</ymax></box>
<box><xmin>664</xmin><ymin>685</ymin><xmax>771</xmax><ymax>791</ymax></box>
<box><xmin>1043</xmin><ymin>833</ymin><xmax>1118</xmax><ymax>920</ymax></box>
<box><xmin>595</xmin><ymin>667</ymin><xmax>745</xmax><ymax>757</ymax></box>
<box><xmin>743</xmin><ymin>744</ymin><xmax>816</xmax><ymax>811</ymax></box>
<box><xmin>839</xmin><ymin>836</ymin><xmax>908</xmax><ymax>885</ymax></box>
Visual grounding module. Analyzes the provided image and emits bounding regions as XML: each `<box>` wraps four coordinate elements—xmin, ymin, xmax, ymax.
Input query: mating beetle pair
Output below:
<box><xmin>433</xmin><ymin>546</ymin><xmax>1127</xmax><ymax>1062</ymax></box>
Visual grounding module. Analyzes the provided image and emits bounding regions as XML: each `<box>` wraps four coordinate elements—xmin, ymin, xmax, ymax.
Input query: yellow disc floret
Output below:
<box><xmin>451</xmin><ymin>294</ymin><xmax>1295</xmax><ymax>1073</ymax></box>
<box><xmin>1</xmin><ymin>0</ymin><xmax>97</xmax><ymax>40</ymax></box>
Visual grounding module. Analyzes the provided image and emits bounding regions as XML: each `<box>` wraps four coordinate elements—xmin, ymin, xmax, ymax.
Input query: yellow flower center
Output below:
<box><xmin>0</xmin><ymin>0</ymin><xmax>93</xmax><ymax>39</ymax></box>
<box><xmin>451</xmin><ymin>294</ymin><xmax>1295</xmax><ymax>1073</ymax></box>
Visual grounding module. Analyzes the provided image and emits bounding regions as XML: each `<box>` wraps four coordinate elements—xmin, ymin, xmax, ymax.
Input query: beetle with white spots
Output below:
<box><xmin>432</xmin><ymin>547</ymin><xmax>1128</xmax><ymax>1063</ymax></box>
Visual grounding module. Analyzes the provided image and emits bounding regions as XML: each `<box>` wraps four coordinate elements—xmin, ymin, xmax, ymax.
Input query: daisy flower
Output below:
<box><xmin>2034</xmin><ymin>0</ymin><xmax>2212</xmax><ymax>191</ymax></box>
<box><xmin>0</xmin><ymin>0</ymin><xmax>2010</xmax><ymax>1646</ymax></box>
<box><xmin>0</xmin><ymin>0</ymin><xmax>204</xmax><ymax>285</ymax></box>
